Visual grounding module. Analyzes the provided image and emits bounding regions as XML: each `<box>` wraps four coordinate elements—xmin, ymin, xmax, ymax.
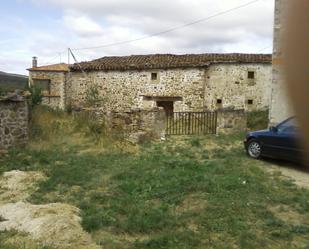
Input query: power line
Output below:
<box><xmin>72</xmin><ymin>0</ymin><xmax>261</xmax><ymax>51</ymax></box>
<box><xmin>256</xmin><ymin>45</ymin><xmax>272</xmax><ymax>53</ymax></box>
<box><xmin>41</xmin><ymin>50</ymin><xmax>66</xmax><ymax>66</ymax></box>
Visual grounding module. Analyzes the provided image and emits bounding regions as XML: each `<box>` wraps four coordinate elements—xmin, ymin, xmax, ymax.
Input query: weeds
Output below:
<box><xmin>0</xmin><ymin>108</ymin><xmax>308</xmax><ymax>249</ymax></box>
<box><xmin>247</xmin><ymin>109</ymin><xmax>269</xmax><ymax>130</ymax></box>
<box><xmin>27</xmin><ymin>85</ymin><xmax>43</xmax><ymax>108</ymax></box>
<box><xmin>189</xmin><ymin>136</ymin><xmax>201</xmax><ymax>147</ymax></box>
<box><xmin>0</xmin><ymin>230</ymin><xmax>55</xmax><ymax>249</ymax></box>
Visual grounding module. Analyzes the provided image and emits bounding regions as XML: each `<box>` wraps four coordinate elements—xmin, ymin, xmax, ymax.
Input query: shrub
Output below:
<box><xmin>27</xmin><ymin>85</ymin><xmax>42</xmax><ymax>108</ymax></box>
<box><xmin>85</xmin><ymin>84</ymin><xmax>104</xmax><ymax>108</ymax></box>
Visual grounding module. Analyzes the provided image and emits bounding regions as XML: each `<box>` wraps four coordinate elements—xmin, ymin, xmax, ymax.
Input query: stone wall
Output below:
<box><xmin>67</xmin><ymin>63</ymin><xmax>272</xmax><ymax>113</ymax></box>
<box><xmin>204</xmin><ymin>63</ymin><xmax>272</xmax><ymax>111</ymax></box>
<box><xmin>270</xmin><ymin>0</ymin><xmax>293</xmax><ymax>125</ymax></box>
<box><xmin>29</xmin><ymin>71</ymin><xmax>66</xmax><ymax>109</ymax></box>
<box><xmin>217</xmin><ymin>109</ymin><xmax>247</xmax><ymax>134</ymax></box>
<box><xmin>82</xmin><ymin>107</ymin><xmax>166</xmax><ymax>144</ymax></box>
<box><xmin>0</xmin><ymin>99</ymin><xmax>29</xmax><ymax>150</ymax></box>
<box><xmin>67</xmin><ymin>68</ymin><xmax>205</xmax><ymax>112</ymax></box>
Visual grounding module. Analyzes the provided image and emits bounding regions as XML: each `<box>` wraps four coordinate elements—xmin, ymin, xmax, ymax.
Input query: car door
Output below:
<box><xmin>258</xmin><ymin>130</ymin><xmax>282</xmax><ymax>158</ymax></box>
<box><xmin>264</xmin><ymin>118</ymin><xmax>302</xmax><ymax>161</ymax></box>
<box><xmin>274</xmin><ymin>128</ymin><xmax>300</xmax><ymax>161</ymax></box>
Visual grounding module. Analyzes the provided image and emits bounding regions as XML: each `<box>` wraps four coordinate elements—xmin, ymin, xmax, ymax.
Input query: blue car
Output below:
<box><xmin>244</xmin><ymin>117</ymin><xmax>304</xmax><ymax>163</ymax></box>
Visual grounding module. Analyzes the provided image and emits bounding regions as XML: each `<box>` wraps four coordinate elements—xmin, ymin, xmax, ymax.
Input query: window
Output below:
<box><xmin>217</xmin><ymin>99</ymin><xmax>222</xmax><ymax>104</ymax></box>
<box><xmin>33</xmin><ymin>79</ymin><xmax>50</xmax><ymax>94</ymax></box>
<box><xmin>277</xmin><ymin>117</ymin><xmax>299</xmax><ymax>133</ymax></box>
<box><xmin>247</xmin><ymin>99</ymin><xmax>254</xmax><ymax>105</ymax></box>
<box><xmin>151</xmin><ymin>72</ymin><xmax>158</xmax><ymax>81</ymax></box>
<box><xmin>248</xmin><ymin>71</ymin><xmax>255</xmax><ymax>79</ymax></box>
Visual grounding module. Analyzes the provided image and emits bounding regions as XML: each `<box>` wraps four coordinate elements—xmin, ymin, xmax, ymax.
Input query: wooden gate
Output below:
<box><xmin>166</xmin><ymin>112</ymin><xmax>217</xmax><ymax>135</ymax></box>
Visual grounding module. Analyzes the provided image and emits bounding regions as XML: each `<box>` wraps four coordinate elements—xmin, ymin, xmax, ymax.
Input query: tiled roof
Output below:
<box><xmin>70</xmin><ymin>53</ymin><xmax>272</xmax><ymax>72</ymax></box>
<box><xmin>28</xmin><ymin>63</ymin><xmax>69</xmax><ymax>72</ymax></box>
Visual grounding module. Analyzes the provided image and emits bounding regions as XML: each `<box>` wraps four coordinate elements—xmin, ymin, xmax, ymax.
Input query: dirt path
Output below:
<box><xmin>261</xmin><ymin>161</ymin><xmax>309</xmax><ymax>189</ymax></box>
<box><xmin>0</xmin><ymin>170</ymin><xmax>100</xmax><ymax>249</ymax></box>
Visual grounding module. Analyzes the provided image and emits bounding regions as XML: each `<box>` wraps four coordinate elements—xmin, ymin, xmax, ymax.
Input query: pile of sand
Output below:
<box><xmin>0</xmin><ymin>170</ymin><xmax>46</xmax><ymax>203</ymax></box>
<box><xmin>0</xmin><ymin>170</ymin><xmax>100</xmax><ymax>249</ymax></box>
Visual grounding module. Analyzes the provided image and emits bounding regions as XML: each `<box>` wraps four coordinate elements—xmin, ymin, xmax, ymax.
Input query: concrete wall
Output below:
<box><xmin>204</xmin><ymin>63</ymin><xmax>272</xmax><ymax>111</ymax></box>
<box><xmin>29</xmin><ymin>71</ymin><xmax>66</xmax><ymax>109</ymax></box>
<box><xmin>0</xmin><ymin>100</ymin><xmax>28</xmax><ymax>150</ymax></box>
<box><xmin>67</xmin><ymin>63</ymin><xmax>272</xmax><ymax>113</ymax></box>
<box><xmin>270</xmin><ymin>0</ymin><xmax>293</xmax><ymax>125</ymax></box>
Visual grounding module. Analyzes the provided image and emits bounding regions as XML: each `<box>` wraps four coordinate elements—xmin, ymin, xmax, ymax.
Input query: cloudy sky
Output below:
<box><xmin>1</xmin><ymin>0</ymin><xmax>274</xmax><ymax>74</ymax></box>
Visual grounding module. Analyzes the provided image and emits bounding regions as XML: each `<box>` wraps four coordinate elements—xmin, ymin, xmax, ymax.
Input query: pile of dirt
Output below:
<box><xmin>0</xmin><ymin>170</ymin><xmax>46</xmax><ymax>203</ymax></box>
<box><xmin>0</xmin><ymin>170</ymin><xmax>100</xmax><ymax>249</ymax></box>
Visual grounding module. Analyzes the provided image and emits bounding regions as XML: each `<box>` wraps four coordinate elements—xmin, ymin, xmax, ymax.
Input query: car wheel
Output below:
<box><xmin>247</xmin><ymin>139</ymin><xmax>262</xmax><ymax>159</ymax></box>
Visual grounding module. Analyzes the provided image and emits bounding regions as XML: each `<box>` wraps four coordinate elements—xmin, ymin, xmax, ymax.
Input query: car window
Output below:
<box><xmin>277</xmin><ymin>118</ymin><xmax>299</xmax><ymax>133</ymax></box>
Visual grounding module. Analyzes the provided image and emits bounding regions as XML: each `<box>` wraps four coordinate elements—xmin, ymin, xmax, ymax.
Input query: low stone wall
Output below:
<box><xmin>82</xmin><ymin>107</ymin><xmax>166</xmax><ymax>144</ymax></box>
<box><xmin>217</xmin><ymin>109</ymin><xmax>247</xmax><ymax>134</ymax></box>
<box><xmin>0</xmin><ymin>97</ymin><xmax>29</xmax><ymax>150</ymax></box>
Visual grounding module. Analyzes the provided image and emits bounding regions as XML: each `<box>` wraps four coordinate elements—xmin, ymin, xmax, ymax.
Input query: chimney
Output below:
<box><xmin>32</xmin><ymin>56</ymin><xmax>38</xmax><ymax>68</ymax></box>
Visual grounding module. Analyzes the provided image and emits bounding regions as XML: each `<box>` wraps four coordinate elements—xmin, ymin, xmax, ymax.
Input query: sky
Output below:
<box><xmin>0</xmin><ymin>0</ymin><xmax>274</xmax><ymax>75</ymax></box>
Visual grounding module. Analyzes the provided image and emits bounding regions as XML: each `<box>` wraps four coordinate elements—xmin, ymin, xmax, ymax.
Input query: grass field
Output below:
<box><xmin>0</xmin><ymin>107</ymin><xmax>308</xmax><ymax>249</ymax></box>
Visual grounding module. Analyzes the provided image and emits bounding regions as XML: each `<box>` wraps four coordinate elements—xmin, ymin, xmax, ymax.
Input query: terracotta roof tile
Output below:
<box><xmin>28</xmin><ymin>63</ymin><xmax>69</xmax><ymax>72</ymax></box>
<box><xmin>70</xmin><ymin>53</ymin><xmax>272</xmax><ymax>72</ymax></box>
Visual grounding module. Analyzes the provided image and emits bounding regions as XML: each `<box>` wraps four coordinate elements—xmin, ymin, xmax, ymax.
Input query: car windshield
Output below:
<box><xmin>277</xmin><ymin>117</ymin><xmax>299</xmax><ymax>133</ymax></box>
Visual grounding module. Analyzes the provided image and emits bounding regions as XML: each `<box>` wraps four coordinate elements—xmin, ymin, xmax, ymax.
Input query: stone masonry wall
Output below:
<box><xmin>82</xmin><ymin>107</ymin><xmax>166</xmax><ymax>143</ymax></box>
<box><xmin>0</xmin><ymin>100</ymin><xmax>29</xmax><ymax>150</ymax></box>
<box><xmin>204</xmin><ymin>63</ymin><xmax>272</xmax><ymax>111</ymax></box>
<box><xmin>67</xmin><ymin>68</ymin><xmax>205</xmax><ymax>112</ymax></box>
<box><xmin>67</xmin><ymin>63</ymin><xmax>272</xmax><ymax>113</ymax></box>
<box><xmin>29</xmin><ymin>71</ymin><xmax>66</xmax><ymax>109</ymax></box>
<box><xmin>217</xmin><ymin>109</ymin><xmax>247</xmax><ymax>134</ymax></box>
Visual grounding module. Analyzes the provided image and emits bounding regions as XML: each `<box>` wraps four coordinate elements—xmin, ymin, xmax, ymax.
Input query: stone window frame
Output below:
<box><xmin>247</xmin><ymin>99</ymin><xmax>254</xmax><ymax>105</ymax></box>
<box><xmin>32</xmin><ymin>78</ymin><xmax>51</xmax><ymax>96</ymax></box>
<box><xmin>247</xmin><ymin>71</ymin><xmax>255</xmax><ymax>79</ymax></box>
<box><xmin>216</xmin><ymin>98</ymin><xmax>223</xmax><ymax>108</ymax></box>
<box><xmin>247</xmin><ymin>68</ymin><xmax>256</xmax><ymax>86</ymax></box>
<box><xmin>150</xmin><ymin>72</ymin><xmax>160</xmax><ymax>83</ymax></box>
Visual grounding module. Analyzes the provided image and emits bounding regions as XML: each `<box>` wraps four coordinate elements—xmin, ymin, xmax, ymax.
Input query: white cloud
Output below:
<box><xmin>1</xmin><ymin>0</ymin><xmax>275</xmax><ymax>74</ymax></box>
<box><xmin>63</xmin><ymin>13</ymin><xmax>104</xmax><ymax>37</ymax></box>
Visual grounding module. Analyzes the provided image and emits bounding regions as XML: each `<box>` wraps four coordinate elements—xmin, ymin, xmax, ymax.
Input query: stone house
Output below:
<box><xmin>28</xmin><ymin>57</ymin><xmax>69</xmax><ymax>109</ymax></box>
<box><xmin>28</xmin><ymin>53</ymin><xmax>272</xmax><ymax>114</ymax></box>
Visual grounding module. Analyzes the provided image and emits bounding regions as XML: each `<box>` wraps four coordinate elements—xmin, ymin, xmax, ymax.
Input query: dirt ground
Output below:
<box><xmin>0</xmin><ymin>170</ymin><xmax>100</xmax><ymax>249</ymax></box>
<box><xmin>261</xmin><ymin>160</ymin><xmax>309</xmax><ymax>189</ymax></box>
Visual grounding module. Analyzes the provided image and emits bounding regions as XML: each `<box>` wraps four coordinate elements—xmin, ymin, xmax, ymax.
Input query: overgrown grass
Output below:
<box><xmin>247</xmin><ymin>109</ymin><xmax>269</xmax><ymax>130</ymax></box>
<box><xmin>0</xmin><ymin>108</ymin><xmax>308</xmax><ymax>248</ymax></box>
<box><xmin>0</xmin><ymin>230</ymin><xmax>54</xmax><ymax>249</ymax></box>
<box><xmin>29</xmin><ymin>106</ymin><xmax>126</xmax><ymax>149</ymax></box>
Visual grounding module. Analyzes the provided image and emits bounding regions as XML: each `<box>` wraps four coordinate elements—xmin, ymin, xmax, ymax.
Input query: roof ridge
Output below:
<box><xmin>69</xmin><ymin>53</ymin><xmax>272</xmax><ymax>72</ymax></box>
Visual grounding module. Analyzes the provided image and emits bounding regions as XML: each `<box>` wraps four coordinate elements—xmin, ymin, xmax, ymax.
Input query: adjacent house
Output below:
<box><xmin>28</xmin><ymin>57</ymin><xmax>69</xmax><ymax>109</ymax></box>
<box><xmin>28</xmin><ymin>53</ymin><xmax>272</xmax><ymax>113</ymax></box>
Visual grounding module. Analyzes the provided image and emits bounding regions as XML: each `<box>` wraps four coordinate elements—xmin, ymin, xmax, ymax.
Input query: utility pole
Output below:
<box><xmin>68</xmin><ymin>48</ymin><xmax>70</xmax><ymax>65</ymax></box>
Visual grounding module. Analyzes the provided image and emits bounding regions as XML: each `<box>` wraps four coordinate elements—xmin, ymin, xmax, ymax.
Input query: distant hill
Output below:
<box><xmin>0</xmin><ymin>71</ymin><xmax>28</xmax><ymax>92</ymax></box>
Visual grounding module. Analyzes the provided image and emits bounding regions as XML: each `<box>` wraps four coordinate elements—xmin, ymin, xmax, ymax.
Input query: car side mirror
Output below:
<box><xmin>270</xmin><ymin>126</ymin><xmax>278</xmax><ymax>133</ymax></box>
